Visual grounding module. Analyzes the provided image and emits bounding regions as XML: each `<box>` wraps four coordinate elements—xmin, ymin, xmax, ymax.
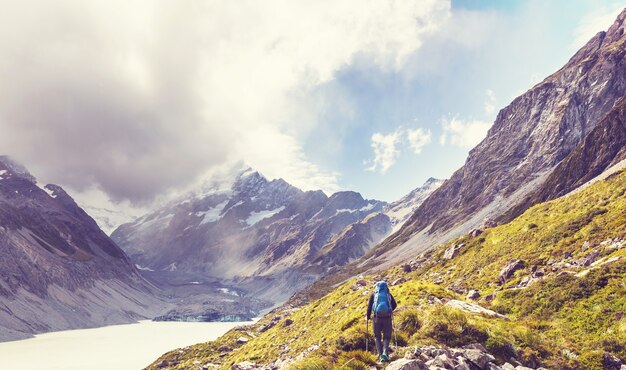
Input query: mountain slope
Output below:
<box><xmin>112</xmin><ymin>166</ymin><xmax>390</xmax><ymax>303</ymax></box>
<box><xmin>147</xmin><ymin>166</ymin><xmax>626</xmax><ymax>370</ymax></box>
<box><xmin>372</xmin><ymin>9</ymin><xmax>626</xmax><ymax>268</ymax></box>
<box><xmin>0</xmin><ymin>156</ymin><xmax>166</xmax><ymax>341</ymax></box>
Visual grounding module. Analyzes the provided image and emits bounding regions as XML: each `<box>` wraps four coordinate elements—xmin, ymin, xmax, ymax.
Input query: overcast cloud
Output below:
<box><xmin>0</xmin><ymin>0</ymin><xmax>449</xmax><ymax>205</ymax></box>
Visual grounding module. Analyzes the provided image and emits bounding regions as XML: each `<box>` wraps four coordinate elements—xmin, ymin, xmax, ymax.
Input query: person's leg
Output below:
<box><xmin>382</xmin><ymin>317</ymin><xmax>393</xmax><ymax>356</ymax></box>
<box><xmin>373</xmin><ymin>318</ymin><xmax>383</xmax><ymax>357</ymax></box>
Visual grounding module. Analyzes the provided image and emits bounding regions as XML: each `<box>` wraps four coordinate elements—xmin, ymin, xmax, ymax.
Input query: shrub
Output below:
<box><xmin>395</xmin><ymin>309</ymin><xmax>423</xmax><ymax>336</ymax></box>
<box><xmin>287</xmin><ymin>357</ymin><xmax>331</xmax><ymax>370</ymax></box>
<box><xmin>421</xmin><ymin>306</ymin><xmax>488</xmax><ymax>347</ymax></box>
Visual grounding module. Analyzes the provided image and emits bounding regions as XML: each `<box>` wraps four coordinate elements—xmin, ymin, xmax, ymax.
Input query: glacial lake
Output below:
<box><xmin>0</xmin><ymin>320</ymin><xmax>250</xmax><ymax>370</ymax></box>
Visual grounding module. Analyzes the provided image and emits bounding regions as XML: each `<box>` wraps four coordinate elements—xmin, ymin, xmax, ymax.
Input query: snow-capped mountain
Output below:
<box><xmin>111</xmin><ymin>165</ymin><xmax>390</xmax><ymax>301</ymax></box>
<box><xmin>0</xmin><ymin>156</ymin><xmax>166</xmax><ymax>341</ymax></box>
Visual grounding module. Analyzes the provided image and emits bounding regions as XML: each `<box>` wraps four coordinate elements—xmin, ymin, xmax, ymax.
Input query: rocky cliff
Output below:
<box><xmin>372</xmin><ymin>8</ymin><xmax>626</xmax><ymax>267</ymax></box>
<box><xmin>0</xmin><ymin>156</ymin><xmax>167</xmax><ymax>341</ymax></box>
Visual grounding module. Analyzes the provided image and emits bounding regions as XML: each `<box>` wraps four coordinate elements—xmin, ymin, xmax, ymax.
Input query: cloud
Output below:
<box><xmin>439</xmin><ymin>116</ymin><xmax>491</xmax><ymax>148</ymax></box>
<box><xmin>0</xmin><ymin>0</ymin><xmax>449</xmax><ymax>205</ymax></box>
<box><xmin>571</xmin><ymin>3</ymin><xmax>624</xmax><ymax>50</ymax></box>
<box><xmin>366</xmin><ymin>126</ymin><xmax>432</xmax><ymax>173</ymax></box>
<box><xmin>366</xmin><ymin>129</ymin><xmax>403</xmax><ymax>174</ymax></box>
<box><xmin>406</xmin><ymin>128</ymin><xmax>432</xmax><ymax>154</ymax></box>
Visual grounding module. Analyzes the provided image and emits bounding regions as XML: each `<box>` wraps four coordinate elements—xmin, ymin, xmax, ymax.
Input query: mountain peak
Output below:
<box><xmin>0</xmin><ymin>155</ymin><xmax>36</xmax><ymax>183</ymax></box>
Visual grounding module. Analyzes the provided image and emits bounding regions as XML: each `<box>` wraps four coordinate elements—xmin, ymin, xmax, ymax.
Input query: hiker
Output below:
<box><xmin>366</xmin><ymin>280</ymin><xmax>397</xmax><ymax>363</ymax></box>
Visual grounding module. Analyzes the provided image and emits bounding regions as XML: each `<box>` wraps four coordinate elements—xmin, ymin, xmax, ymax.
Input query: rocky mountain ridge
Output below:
<box><xmin>369</xmin><ymin>8</ymin><xmax>626</xmax><ymax>269</ymax></box>
<box><xmin>112</xmin><ymin>166</ymin><xmax>442</xmax><ymax>305</ymax></box>
<box><xmin>0</xmin><ymin>156</ymin><xmax>168</xmax><ymax>341</ymax></box>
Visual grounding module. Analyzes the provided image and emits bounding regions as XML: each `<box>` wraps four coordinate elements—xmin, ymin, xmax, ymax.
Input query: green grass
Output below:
<box><xmin>147</xmin><ymin>170</ymin><xmax>626</xmax><ymax>370</ymax></box>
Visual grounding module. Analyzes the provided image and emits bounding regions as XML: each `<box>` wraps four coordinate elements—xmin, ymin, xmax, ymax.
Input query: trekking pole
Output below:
<box><xmin>365</xmin><ymin>317</ymin><xmax>369</xmax><ymax>352</ymax></box>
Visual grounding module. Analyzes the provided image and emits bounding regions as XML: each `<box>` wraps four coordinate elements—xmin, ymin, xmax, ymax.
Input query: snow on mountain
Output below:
<box><xmin>111</xmin><ymin>165</ymin><xmax>389</xmax><ymax>302</ymax></box>
<box><xmin>82</xmin><ymin>206</ymin><xmax>138</xmax><ymax>235</ymax></box>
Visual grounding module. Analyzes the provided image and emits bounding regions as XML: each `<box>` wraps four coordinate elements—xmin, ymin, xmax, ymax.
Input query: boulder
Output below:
<box><xmin>444</xmin><ymin>244</ymin><xmax>464</xmax><ymax>260</ymax></box>
<box><xmin>466</xmin><ymin>290</ymin><xmax>480</xmax><ymax>300</ymax></box>
<box><xmin>385</xmin><ymin>358</ymin><xmax>426</xmax><ymax>370</ymax></box>
<box><xmin>356</xmin><ymin>279</ymin><xmax>367</xmax><ymax>286</ymax></box>
<box><xmin>462</xmin><ymin>348</ymin><xmax>496</xmax><ymax>369</ymax></box>
<box><xmin>236</xmin><ymin>337</ymin><xmax>249</xmax><ymax>344</ymax></box>
<box><xmin>446</xmin><ymin>300</ymin><xmax>509</xmax><ymax>320</ymax></box>
<box><xmin>231</xmin><ymin>362</ymin><xmax>257</xmax><ymax>370</ymax></box>
<box><xmin>402</xmin><ymin>264</ymin><xmax>412</xmax><ymax>273</ymax></box>
<box><xmin>501</xmin><ymin>364</ymin><xmax>516</xmax><ymax>370</ymax></box>
<box><xmin>283</xmin><ymin>319</ymin><xmax>293</xmax><ymax>326</ymax></box>
<box><xmin>392</xmin><ymin>277</ymin><xmax>406</xmax><ymax>286</ymax></box>
<box><xmin>469</xmin><ymin>228</ymin><xmax>484</xmax><ymax>237</ymax></box>
<box><xmin>498</xmin><ymin>260</ymin><xmax>524</xmax><ymax>284</ymax></box>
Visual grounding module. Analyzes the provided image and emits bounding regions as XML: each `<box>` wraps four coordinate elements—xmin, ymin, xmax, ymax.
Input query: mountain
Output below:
<box><xmin>147</xmin><ymin>155</ymin><xmax>626</xmax><ymax>370</ymax></box>
<box><xmin>82</xmin><ymin>205</ymin><xmax>137</xmax><ymax>236</ymax></box>
<box><xmin>371</xmin><ymin>8</ymin><xmax>626</xmax><ymax>268</ymax></box>
<box><xmin>0</xmin><ymin>156</ymin><xmax>167</xmax><ymax>341</ymax></box>
<box><xmin>112</xmin><ymin>165</ymin><xmax>394</xmax><ymax>303</ymax></box>
<box><xmin>312</xmin><ymin>177</ymin><xmax>444</xmax><ymax>268</ymax></box>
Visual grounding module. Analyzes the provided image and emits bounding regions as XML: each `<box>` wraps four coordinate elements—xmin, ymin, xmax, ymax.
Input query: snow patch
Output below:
<box><xmin>245</xmin><ymin>206</ymin><xmax>285</xmax><ymax>226</ymax></box>
<box><xmin>0</xmin><ymin>169</ymin><xmax>6</xmax><ymax>179</ymax></box>
<box><xmin>217</xmin><ymin>288</ymin><xmax>239</xmax><ymax>296</ymax></box>
<box><xmin>196</xmin><ymin>200</ymin><xmax>229</xmax><ymax>225</ymax></box>
<box><xmin>135</xmin><ymin>264</ymin><xmax>154</xmax><ymax>272</ymax></box>
<box><xmin>336</xmin><ymin>208</ymin><xmax>357</xmax><ymax>214</ymax></box>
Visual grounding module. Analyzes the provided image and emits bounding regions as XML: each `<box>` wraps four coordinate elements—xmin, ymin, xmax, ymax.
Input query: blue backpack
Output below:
<box><xmin>373</xmin><ymin>281</ymin><xmax>392</xmax><ymax>317</ymax></box>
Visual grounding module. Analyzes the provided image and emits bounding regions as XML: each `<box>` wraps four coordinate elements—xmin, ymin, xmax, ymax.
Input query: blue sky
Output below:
<box><xmin>300</xmin><ymin>0</ymin><xmax>625</xmax><ymax>202</ymax></box>
<box><xmin>0</xmin><ymin>0</ymin><xmax>624</xmax><ymax>213</ymax></box>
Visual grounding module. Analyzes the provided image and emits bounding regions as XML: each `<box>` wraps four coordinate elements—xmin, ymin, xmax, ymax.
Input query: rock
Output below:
<box><xmin>385</xmin><ymin>358</ymin><xmax>426</xmax><ymax>370</ymax></box>
<box><xmin>446</xmin><ymin>300</ymin><xmax>509</xmax><ymax>320</ymax></box>
<box><xmin>431</xmin><ymin>353</ymin><xmax>455</xmax><ymax>368</ymax></box>
<box><xmin>403</xmin><ymin>264</ymin><xmax>412</xmax><ymax>273</ymax></box>
<box><xmin>574</xmin><ymin>251</ymin><xmax>600</xmax><ymax>267</ymax></box>
<box><xmin>581</xmin><ymin>241</ymin><xmax>591</xmax><ymax>252</ymax></box>
<box><xmin>499</xmin><ymin>260</ymin><xmax>524</xmax><ymax>284</ymax></box>
<box><xmin>531</xmin><ymin>267</ymin><xmax>545</xmax><ymax>278</ymax></box>
<box><xmin>501</xmin><ymin>364</ymin><xmax>516</xmax><ymax>370</ymax></box>
<box><xmin>218</xmin><ymin>345</ymin><xmax>233</xmax><ymax>352</ymax></box>
<box><xmin>392</xmin><ymin>277</ymin><xmax>406</xmax><ymax>286</ymax></box>
<box><xmin>236</xmin><ymin>336</ymin><xmax>249</xmax><ymax>344</ymax></box>
<box><xmin>356</xmin><ymin>279</ymin><xmax>367</xmax><ymax>286</ymax></box>
<box><xmin>514</xmin><ymin>367</ymin><xmax>533</xmax><ymax>370</ymax></box>
<box><xmin>484</xmin><ymin>293</ymin><xmax>496</xmax><ymax>302</ymax></box>
<box><xmin>603</xmin><ymin>352</ymin><xmax>624</xmax><ymax>370</ymax></box>
<box><xmin>447</xmin><ymin>283</ymin><xmax>466</xmax><ymax>295</ymax></box>
<box><xmin>231</xmin><ymin>362</ymin><xmax>257</xmax><ymax>370</ymax></box>
<box><xmin>444</xmin><ymin>244</ymin><xmax>464</xmax><ymax>260</ymax></box>
<box><xmin>284</xmin><ymin>319</ymin><xmax>293</xmax><ymax>326</ymax></box>
<box><xmin>463</xmin><ymin>343</ymin><xmax>488</xmax><ymax>352</ymax></box>
<box><xmin>158</xmin><ymin>360</ymin><xmax>169</xmax><ymax>368</ymax></box>
<box><xmin>433</xmin><ymin>277</ymin><xmax>444</xmax><ymax>285</ymax></box>
<box><xmin>563</xmin><ymin>251</ymin><xmax>572</xmax><ymax>259</ymax></box>
<box><xmin>469</xmin><ymin>228</ymin><xmax>484</xmax><ymax>237</ymax></box>
<box><xmin>466</xmin><ymin>290</ymin><xmax>480</xmax><ymax>300</ymax></box>
<box><xmin>462</xmin><ymin>348</ymin><xmax>495</xmax><ymax>369</ymax></box>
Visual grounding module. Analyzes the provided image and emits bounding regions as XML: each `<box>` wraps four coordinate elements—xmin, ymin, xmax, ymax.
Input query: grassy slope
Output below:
<box><xmin>148</xmin><ymin>170</ymin><xmax>626</xmax><ymax>370</ymax></box>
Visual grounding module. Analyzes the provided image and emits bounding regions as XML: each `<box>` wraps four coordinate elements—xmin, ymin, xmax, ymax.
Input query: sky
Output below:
<box><xmin>0</xmin><ymin>0</ymin><xmax>623</xmax><ymax>215</ymax></box>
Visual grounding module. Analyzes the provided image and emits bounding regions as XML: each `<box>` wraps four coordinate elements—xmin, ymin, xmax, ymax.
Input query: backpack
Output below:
<box><xmin>372</xmin><ymin>281</ymin><xmax>392</xmax><ymax>317</ymax></box>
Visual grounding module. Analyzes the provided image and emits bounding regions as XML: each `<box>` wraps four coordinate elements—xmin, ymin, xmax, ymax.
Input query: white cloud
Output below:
<box><xmin>0</xmin><ymin>0</ymin><xmax>451</xmax><ymax>205</ymax></box>
<box><xmin>366</xmin><ymin>126</ymin><xmax>432</xmax><ymax>173</ymax></box>
<box><xmin>439</xmin><ymin>116</ymin><xmax>491</xmax><ymax>149</ymax></box>
<box><xmin>406</xmin><ymin>128</ymin><xmax>432</xmax><ymax>154</ymax></box>
<box><xmin>366</xmin><ymin>129</ymin><xmax>403</xmax><ymax>174</ymax></box>
<box><xmin>571</xmin><ymin>3</ymin><xmax>624</xmax><ymax>50</ymax></box>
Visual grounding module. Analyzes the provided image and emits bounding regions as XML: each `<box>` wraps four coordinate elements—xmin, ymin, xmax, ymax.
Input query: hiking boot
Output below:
<box><xmin>380</xmin><ymin>353</ymin><xmax>388</xmax><ymax>363</ymax></box>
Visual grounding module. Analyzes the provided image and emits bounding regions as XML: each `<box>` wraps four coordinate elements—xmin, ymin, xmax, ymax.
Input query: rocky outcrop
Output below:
<box><xmin>0</xmin><ymin>156</ymin><xmax>167</xmax><ymax>341</ymax></box>
<box><xmin>498</xmin><ymin>260</ymin><xmax>525</xmax><ymax>285</ymax></box>
<box><xmin>394</xmin><ymin>345</ymin><xmax>543</xmax><ymax>370</ymax></box>
<box><xmin>370</xmin><ymin>8</ymin><xmax>626</xmax><ymax>268</ymax></box>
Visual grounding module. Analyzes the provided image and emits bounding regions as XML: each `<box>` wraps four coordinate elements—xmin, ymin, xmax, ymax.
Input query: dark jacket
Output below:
<box><xmin>367</xmin><ymin>291</ymin><xmax>397</xmax><ymax>319</ymax></box>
